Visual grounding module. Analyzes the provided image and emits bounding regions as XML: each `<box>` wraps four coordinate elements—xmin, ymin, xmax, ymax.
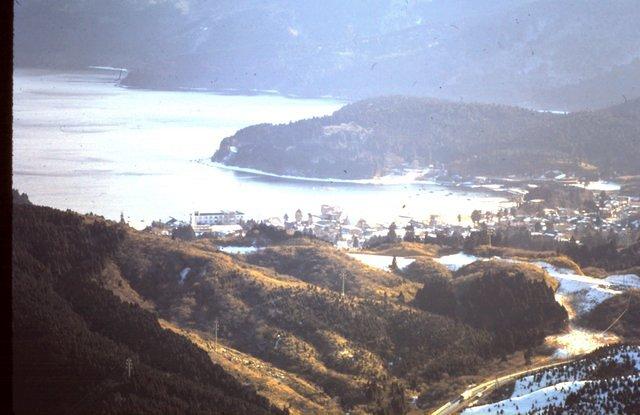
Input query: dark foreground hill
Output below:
<box><xmin>212</xmin><ymin>96</ymin><xmax>640</xmax><ymax>179</ymax></box>
<box><xmin>12</xmin><ymin>204</ymin><xmax>286</xmax><ymax>415</ymax></box>
<box><xmin>413</xmin><ymin>260</ymin><xmax>568</xmax><ymax>353</ymax></box>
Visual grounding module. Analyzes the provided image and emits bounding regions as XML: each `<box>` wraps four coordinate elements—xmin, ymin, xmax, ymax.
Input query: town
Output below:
<box><xmin>144</xmin><ymin>175</ymin><xmax>640</xmax><ymax>253</ymax></box>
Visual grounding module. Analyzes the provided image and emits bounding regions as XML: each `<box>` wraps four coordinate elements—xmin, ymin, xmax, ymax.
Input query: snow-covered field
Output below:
<box><xmin>463</xmin><ymin>345</ymin><xmax>640</xmax><ymax>414</ymax></box>
<box><xmin>571</xmin><ymin>180</ymin><xmax>621</xmax><ymax>191</ymax></box>
<box><xmin>544</xmin><ymin>327</ymin><xmax>620</xmax><ymax>358</ymax></box>
<box><xmin>434</xmin><ymin>252</ymin><xmax>480</xmax><ymax>271</ymax></box>
<box><xmin>219</xmin><ymin>246</ymin><xmax>261</xmax><ymax>254</ymax></box>
<box><xmin>535</xmin><ymin>262</ymin><xmax>640</xmax><ymax>316</ymax></box>
<box><xmin>347</xmin><ymin>253</ymin><xmax>415</xmax><ymax>271</ymax></box>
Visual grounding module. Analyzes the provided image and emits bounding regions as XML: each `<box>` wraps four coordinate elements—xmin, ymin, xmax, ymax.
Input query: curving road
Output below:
<box><xmin>429</xmin><ymin>358</ymin><xmax>579</xmax><ymax>415</ymax></box>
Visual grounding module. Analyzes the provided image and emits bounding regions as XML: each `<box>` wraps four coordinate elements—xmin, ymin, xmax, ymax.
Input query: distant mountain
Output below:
<box><xmin>14</xmin><ymin>0</ymin><xmax>640</xmax><ymax>110</ymax></box>
<box><xmin>212</xmin><ymin>96</ymin><xmax>640</xmax><ymax>179</ymax></box>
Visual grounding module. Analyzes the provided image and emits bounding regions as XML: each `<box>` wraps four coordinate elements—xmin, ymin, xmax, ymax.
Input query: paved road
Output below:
<box><xmin>429</xmin><ymin>358</ymin><xmax>578</xmax><ymax>415</ymax></box>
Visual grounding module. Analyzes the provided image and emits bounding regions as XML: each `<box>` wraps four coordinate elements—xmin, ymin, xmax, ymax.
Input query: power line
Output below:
<box><xmin>599</xmin><ymin>274</ymin><xmax>633</xmax><ymax>336</ymax></box>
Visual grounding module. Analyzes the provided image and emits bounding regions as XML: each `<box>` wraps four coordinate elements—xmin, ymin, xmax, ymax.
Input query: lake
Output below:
<box><xmin>13</xmin><ymin>68</ymin><xmax>512</xmax><ymax>229</ymax></box>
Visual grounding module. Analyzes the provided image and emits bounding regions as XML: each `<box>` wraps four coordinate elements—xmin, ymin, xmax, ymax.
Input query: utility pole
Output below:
<box><xmin>125</xmin><ymin>358</ymin><xmax>133</xmax><ymax>379</ymax></box>
<box><xmin>341</xmin><ymin>272</ymin><xmax>346</xmax><ymax>297</ymax></box>
<box><xmin>214</xmin><ymin>319</ymin><xmax>219</xmax><ymax>351</ymax></box>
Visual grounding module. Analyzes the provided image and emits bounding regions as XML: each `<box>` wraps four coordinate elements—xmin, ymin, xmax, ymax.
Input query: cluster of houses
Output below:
<box><xmin>269</xmin><ymin>189</ymin><xmax>639</xmax><ymax>248</ymax></box>
<box><xmin>144</xmin><ymin>177</ymin><xmax>640</xmax><ymax>249</ymax></box>
<box><xmin>260</xmin><ymin>205</ymin><xmax>383</xmax><ymax>247</ymax></box>
<box><xmin>466</xmin><ymin>193</ymin><xmax>640</xmax><ymax>248</ymax></box>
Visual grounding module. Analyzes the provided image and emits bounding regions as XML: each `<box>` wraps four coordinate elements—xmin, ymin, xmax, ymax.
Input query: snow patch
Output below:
<box><xmin>322</xmin><ymin>122</ymin><xmax>371</xmax><ymax>137</ymax></box>
<box><xmin>545</xmin><ymin>327</ymin><xmax>620</xmax><ymax>358</ymax></box>
<box><xmin>434</xmin><ymin>252</ymin><xmax>480</xmax><ymax>271</ymax></box>
<box><xmin>179</xmin><ymin>267</ymin><xmax>191</xmax><ymax>284</ymax></box>
<box><xmin>219</xmin><ymin>246</ymin><xmax>260</xmax><ymax>254</ymax></box>
<box><xmin>535</xmin><ymin>261</ymin><xmax>623</xmax><ymax>315</ymax></box>
<box><xmin>347</xmin><ymin>253</ymin><xmax>414</xmax><ymax>272</ymax></box>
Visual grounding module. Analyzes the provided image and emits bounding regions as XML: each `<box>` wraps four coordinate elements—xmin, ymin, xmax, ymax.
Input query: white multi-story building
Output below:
<box><xmin>191</xmin><ymin>211</ymin><xmax>244</xmax><ymax>227</ymax></box>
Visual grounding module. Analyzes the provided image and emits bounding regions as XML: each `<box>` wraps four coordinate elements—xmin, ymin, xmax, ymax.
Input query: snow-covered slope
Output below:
<box><xmin>535</xmin><ymin>262</ymin><xmax>640</xmax><ymax>316</ymax></box>
<box><xmin>463</xmin><ymin>345</ymin><xmax>640</xmax><ymax>414</ymax></box>
<box><xmin>434</xmin><ymin>252</ymin><xmax>639</xmax><ymax>317</ymax></box>
<box><xmin>434</xmin><ymin>252</ymin><xmax>479</xmax><ymax>271</ymax></box>
<box><xmin>431</xmin><ymin>252</ymin><xmax>639</xmax><ymax>357</ymax></box>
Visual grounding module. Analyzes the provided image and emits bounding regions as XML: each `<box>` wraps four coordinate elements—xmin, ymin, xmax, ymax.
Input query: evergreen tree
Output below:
<box><xmin>390</xmin><ymin>256</ymin><xmax>399</xmax><ymax>272</ymax></box>
<box><xmin>403</xmin><ymin>224</ymin><xmax>416</xmax><ymax>242</ymax></box>
<box><xmin>471</xmin><ymin>210</ymin><xmax>483</xmax><ymax>225</ymax></box>
<box><xmin>172</xmin><ymin>224</ymin><xmax>196</xmax><ymax>241</ymax></box>
<box><xmin>387</xmin><ymin>222</ymin><xmax>398</xmax><ymax>241</ymax></box>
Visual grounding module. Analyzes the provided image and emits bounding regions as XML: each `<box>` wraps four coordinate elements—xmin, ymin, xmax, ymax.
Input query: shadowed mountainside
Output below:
<box><xmin>15</xmin><ymin>0</ymin><xmax>640</xmax><ymax>110</ymax></box>
<box><xmin>12</xmin><ymin>204</ymin><xmax>286</xmax><ymax>415</ymax></box>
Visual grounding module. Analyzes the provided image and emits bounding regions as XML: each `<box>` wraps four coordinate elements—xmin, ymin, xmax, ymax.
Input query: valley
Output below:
<box><xmin>12</xmin><ymin>197</ymin><xmax>640</xmax><ymax>413</ymax></box>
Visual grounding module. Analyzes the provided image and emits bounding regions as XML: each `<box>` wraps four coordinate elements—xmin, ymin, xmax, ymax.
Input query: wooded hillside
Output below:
<box><xmin>213</xmin><ymin>96</ymin><xmax>640</xmax><ymax>179</ymax></box>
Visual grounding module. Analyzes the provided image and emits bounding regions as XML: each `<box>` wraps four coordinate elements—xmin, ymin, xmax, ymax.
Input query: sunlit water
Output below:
<box><xmin>13</xmin><ymin>68</ymin><xmax>512</xmax><ymax>229</ymax></box>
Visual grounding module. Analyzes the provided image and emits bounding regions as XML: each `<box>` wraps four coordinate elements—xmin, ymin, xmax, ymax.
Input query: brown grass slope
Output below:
<box><xmin>16</xmin><ymin>203</ymin><xmax>574</xmax><ymax>413</ymax></box>
<box><xmin>470</xmin><ymin>245</ymin><xmax>584</xmax><ymax>275</ymax></box>
<box><xmin>12</xmin><ymin>204</ymin><xmax>285</xmax><ymax>415</ymax></box>
<box><xmin>244</xmin><ymin>241</ymin><xmax>422</xmax><ymax>301</ymax></box>
<box><xmin>108</xmin><ymin>226</ymin><xmax>497</xmax><ymax>411</ymax></box>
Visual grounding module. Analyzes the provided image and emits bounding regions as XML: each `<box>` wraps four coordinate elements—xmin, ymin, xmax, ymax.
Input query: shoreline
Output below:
<box><xmin>120</xmin><ymin>75</ymin><xmax>351</xmax><ymax>103</ymax></box>
<box><xmin>198</xmin><ymin>160</ymin><xmax>623</xmax><ymax>202</ymax></box>
<box><xmin>197</xmin><ymin>160</ymin><xmax>533</xmax><ymax>207</ymax></box>
<box><xmin>198</xmin><ymin>159</ymin><xmax>441</xmax><ymax>186</ymax></box>
<box><xmin>197</xmin><ymin>160</ymin><xmax>528</xmax><ymax>202</ymax></box>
